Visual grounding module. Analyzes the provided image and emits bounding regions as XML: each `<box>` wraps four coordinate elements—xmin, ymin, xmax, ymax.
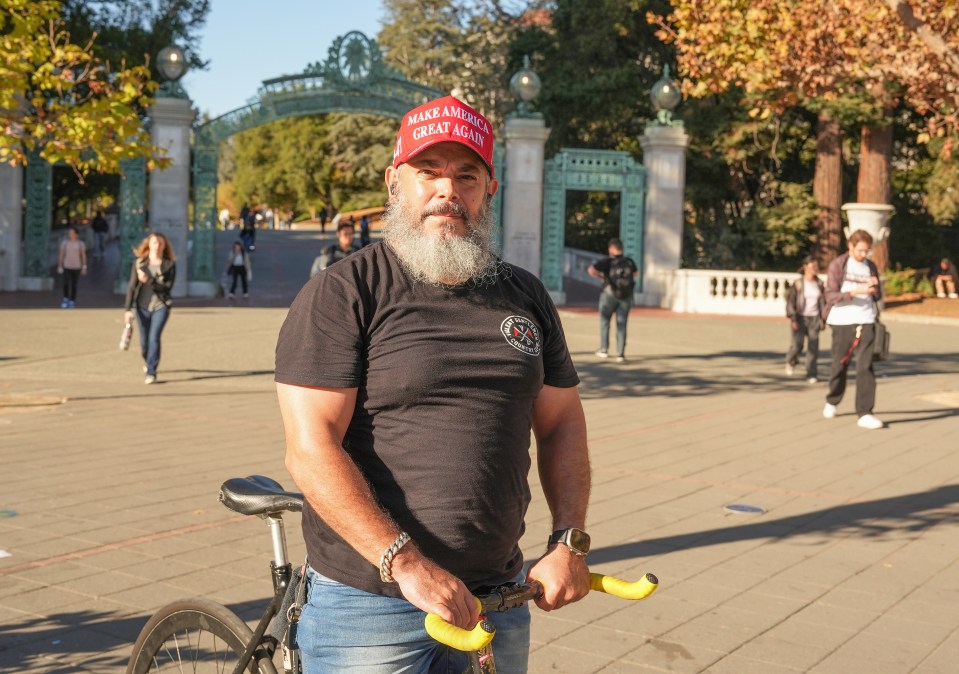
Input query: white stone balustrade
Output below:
<box><xmin>671</xmin><ymin>269</ymin><xmax>798</xmax><ymax>316</ymax></box>
<box><xmin>562</xmin><ymin>247</ymin><xmax>797</xmax><ymax>316</ymax></box>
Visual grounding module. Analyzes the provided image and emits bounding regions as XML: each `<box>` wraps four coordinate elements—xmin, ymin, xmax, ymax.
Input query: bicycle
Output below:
<box><xmin>125</xmin><ymin>475</ymin><xmax>303</xmax><ymax>674</ymax></box>
<box><xmin>125</xmin><ymin>475</ymin><xmax>659</xmax><ymax>674</ymax></box>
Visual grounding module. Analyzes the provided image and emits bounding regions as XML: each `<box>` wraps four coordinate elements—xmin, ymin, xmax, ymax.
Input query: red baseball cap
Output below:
<box><xmin>392</xmin><ymin>96</ymin><xmax>495</xmax><ymax>179</ymax></box>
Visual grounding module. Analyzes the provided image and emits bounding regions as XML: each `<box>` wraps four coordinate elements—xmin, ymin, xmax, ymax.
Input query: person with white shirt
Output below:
<box><xmin>822</xmin><ymin>229</ymin><xmax>884</xmax><ymax>429</ymax></box>
<box><xmin>785</xmin><ymin>255</ymin><xmax>825</xmax><ymax>382</ymax></box>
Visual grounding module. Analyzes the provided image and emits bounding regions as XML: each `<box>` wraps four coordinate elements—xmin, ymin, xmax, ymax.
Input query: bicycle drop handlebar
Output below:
<box><xmin>425</xmin><ymin>572</ymin><xmax>659</xmax><ymax>652</ymax></box>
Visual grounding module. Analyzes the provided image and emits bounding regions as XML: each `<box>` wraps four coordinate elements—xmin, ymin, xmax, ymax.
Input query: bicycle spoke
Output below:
<box><xmin>146</xmin><ymin>627</ymin><xmax>241</xmax><ymax>673</ymax></box>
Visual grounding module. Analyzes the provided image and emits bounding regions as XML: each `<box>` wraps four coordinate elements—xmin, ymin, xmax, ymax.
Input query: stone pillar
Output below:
<box><xmin>639</xmin><ymin>124</ymin><xmax>689</xmax><ymax>308</ymax></box>
<box><xmin>0</xmin><ymin>163</ymin><xmax>23</xmax><ymax>292</ymax></box>
<box><xmin>502</xmin><ymin>116</ymin><xmax>550</xmax><ymax>280</ymax></box>
<box><xmin>148</xmin><ymin>97</ymin><xmax>196</xmax><ymax>298</ymax></box>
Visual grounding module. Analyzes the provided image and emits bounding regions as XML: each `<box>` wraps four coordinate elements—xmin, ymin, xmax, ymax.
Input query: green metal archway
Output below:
<box><xmin>541</xmin><ymin>148</ymin><xmax>647</xmax><ymax>297</ymax></box>
<box><xmin>190</xmin><ymin>31</ymin><xmax>448</xmax><ymax>283</ymax></box>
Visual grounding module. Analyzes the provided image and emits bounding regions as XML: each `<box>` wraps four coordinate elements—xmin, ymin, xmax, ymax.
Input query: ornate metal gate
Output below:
<box><xmin>190</xmin><ymin>31</ymin><xmax>455</xmax><ymax>284</ymax></box>
<box><xmin>541</xmin><ymin>148</ymin><xmax>647</xmax><ymax>297</ymax></box>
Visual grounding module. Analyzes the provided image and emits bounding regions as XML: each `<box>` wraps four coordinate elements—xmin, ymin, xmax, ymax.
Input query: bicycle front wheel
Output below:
<box><xmin>126</xmin><ymin>597</ymin><xmax>278</xmax><ymax>674</ymax></box>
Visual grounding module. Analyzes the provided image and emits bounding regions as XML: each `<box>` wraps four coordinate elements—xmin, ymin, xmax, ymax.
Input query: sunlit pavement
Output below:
<box><xmin>2</xmin><ymin>232</ymin><xmax>959</xmax><ymax>672</ymax></box>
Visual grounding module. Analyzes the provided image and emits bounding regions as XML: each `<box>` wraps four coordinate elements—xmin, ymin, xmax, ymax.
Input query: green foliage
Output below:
<box><xmin>924</xmin><ymin>152</ymin><xmax>959</xmax><ymax>224</ymax></box>
<box><xmin>564</xmin><ymin>192</ymin><xmax>621</xmax><ymax>253</ymax></box>
<box><xmin>882</xmin><ymin>267</ymin><xmax>925</xmax><ymax>296</ymax></box>
<box><xmin>916</xmin><ymin>276</ymin><xmax>935</xmax><ymax>297</ymax></box>
<box><xmin>681</xmin><ymin>96</ymin><xmax>826</xmax><ymax>269</ymax></box>
<box><xmin>754</xmin><ymin>181</ymin><xmax>818</xmax><ymax>258</ymax></box>
<box><xmin>378</xmin><ymin>0</ymin><xmax>465</xmax><ymax>97</ymax></box>
<box><xmin>225</xmin><ymin>113</ymin><xmax>393</xmax><ymax>216</ymax></box>
<box><xmin>378</xmin><ymin>0</ymin><xmax>522</xmax><ymax>129</ymax></box>
<box><xmin>61</xmin><ymin>0</ymin><xmax>210</xmax><ymax>79</ymax></box>
<box><xmin>511</xmin><ymin>0</ymin><xmax>673</xmax><ymax>154</ymax></box>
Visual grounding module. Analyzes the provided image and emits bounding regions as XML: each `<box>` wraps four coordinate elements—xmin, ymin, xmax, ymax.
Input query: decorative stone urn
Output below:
<box><xmin>841</xmin><ymin>202</ymin><xmax>894</xmax><ymax>243</ymax></box>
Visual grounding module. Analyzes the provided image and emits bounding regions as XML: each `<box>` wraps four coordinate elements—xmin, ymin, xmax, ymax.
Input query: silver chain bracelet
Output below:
<box><xmin>379</xmin><ymin>531</ymin><xmax>411</xmax><ymax>583</ymax></box>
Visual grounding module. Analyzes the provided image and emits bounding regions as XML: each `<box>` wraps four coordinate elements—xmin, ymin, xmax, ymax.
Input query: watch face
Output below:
<box><xmin>568</xmin><ymin>528</ymin><xmax>590</xmax><ymax>554</ymax></box>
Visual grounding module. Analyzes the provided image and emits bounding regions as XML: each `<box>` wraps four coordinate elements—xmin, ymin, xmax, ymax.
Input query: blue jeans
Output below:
<box><xmin>598</xmin><ymin>289</ymin><xmax>631</xmax><ymax>356</ymax></box>
<box><xmin>135</xmin><ymin>305</ymin><xmax>170</xmax><ymax>377</ymax></box>
<box><xmin>298</xmin><ymin>568</ymin><xmax>531</xmax><ymax>674</ymax></box>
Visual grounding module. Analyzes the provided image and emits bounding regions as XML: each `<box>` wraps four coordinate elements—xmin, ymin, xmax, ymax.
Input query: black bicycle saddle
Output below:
<box><xmin>219</xmin><ymin>475</ymin><xmax>304</xmax><ymax>516</ymax></box>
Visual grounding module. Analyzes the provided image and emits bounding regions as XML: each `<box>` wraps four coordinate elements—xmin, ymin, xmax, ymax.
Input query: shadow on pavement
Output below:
<box><xmin>588</xmin><ymin>484</ymin><xmax>959</xmax><ymax>566</ymax></box>
<box><xmin>575</xmin><ymin>350</ymin><xmax>959</xmax><ymax>399</ymax></box>
<box><xmin>0</xmin><ymin>598</ymin><xmax>272</xmax><ymax>673</ymax></box>
<box><xmin>165</xmin><ymin>368</ymin><xmax>275</xmax><ymax>382</ymax></box>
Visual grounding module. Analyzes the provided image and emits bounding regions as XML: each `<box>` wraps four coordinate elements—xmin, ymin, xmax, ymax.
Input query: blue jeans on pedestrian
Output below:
<box><xmin>135</xmin><ymin>305</ymin><xmax>169</xmax><ymax>377</ymax></box>
<box><xmin>599</xmin><ymin>289</ymin><xmax>631</xmax><ymax>356</ymax></box>
<box><xmin>298</xmin><ymin>568</ymin><xmax>531</xmax><ymax>674</ymax></box>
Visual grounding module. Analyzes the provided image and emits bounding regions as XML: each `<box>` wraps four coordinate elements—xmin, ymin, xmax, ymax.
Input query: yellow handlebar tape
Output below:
<box><xmin>424</xmin><ymin>597</ymin><xmax>493</xmax><ymax>652</ymax></box>
<box><xmin>589</xmin><ymin>572</ymin><xmax>659</xmax><ymax>600</ymax></box>
<box><xmin>427</xmin><ymin>573</ymin><xmax>658</xmax><ymax>651</ymax></box>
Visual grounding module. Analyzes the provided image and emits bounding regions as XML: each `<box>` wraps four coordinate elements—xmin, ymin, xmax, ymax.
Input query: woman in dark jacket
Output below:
<box><xmin>785</xmin><ymin>255</ymin><xmax>826</xmax><ymax>382</ymax></box>
<box><xmin>124</xmin><ymin>233</ymin><xmax>176</xmax><ymax>384</ymax></box>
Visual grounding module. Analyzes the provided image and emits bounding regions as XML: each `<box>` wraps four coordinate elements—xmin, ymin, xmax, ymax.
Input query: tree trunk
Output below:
<box><xmin>813</xmin><ymin>110</ymin><xmax>842</xmax><ymax>269</ymax></box>
<box><xmin>857</xmin><ymin>109</ymin><xmax>894</xmax><ymax>272</ymax></box>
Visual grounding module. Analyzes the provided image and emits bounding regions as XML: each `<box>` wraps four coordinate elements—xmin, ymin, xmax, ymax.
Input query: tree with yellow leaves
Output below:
<box><xmin>0</xmin><ymin>0</ymin><xmax>166</xmax><ymax>177</ymax></box>
<box><xmin>651</xmin><ymin>0</ymin><xmax>959</xmax><ymax>269</ymax></box>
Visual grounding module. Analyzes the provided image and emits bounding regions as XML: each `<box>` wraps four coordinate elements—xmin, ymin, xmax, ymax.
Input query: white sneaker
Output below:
<box><xmin>937</xmin><ymin>292</ymin><xmax>947</xmax><ymax>298</ymax></box>
<box><xmin>615</xmin><ymin>355</ymin><xmax>626</xmax><ymax>363</ymax></box>
<box><xmin>595</xmin><ymin>350</ymin><xmax>608</xmax><ymax>358</ymax></box>
<box><xmin>806</xmin><ymin>377</ymin><xmax>818</xmax><ymax>384</ymax></box>
<box><xmin>785</xmin><ymin>364</ymin><xmax>795</xmax><ymax>376</ymax></box>
<box><xmin>857</xmin><ymin>414</ymin><xmax>884</xmax><ymax>430</ymax></box>
<box><xmin>823</xmin><ymin>403</ymin><xmax>838</xmax><ymax>419</ymax></box>
<box><xmin>950</xmin><ymin>293</ymin><xmax>959</xmax><ymax>299</ymax></box>
<box><xmin>144</xmin><ymin>375</ymin><xmax>156</xmax><ymax>385</ymax></box>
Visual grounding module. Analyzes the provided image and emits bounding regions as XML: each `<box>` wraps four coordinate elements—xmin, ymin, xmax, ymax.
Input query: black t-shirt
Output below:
<box><xmin>275</xmin><ymin>242</ymin><xmax>579</xmax><ymax>597</ymax></box>
<box><xmin>592</xmin><ymin>254</ymin><xmax>637</xmax><ymax>288</ymax></box>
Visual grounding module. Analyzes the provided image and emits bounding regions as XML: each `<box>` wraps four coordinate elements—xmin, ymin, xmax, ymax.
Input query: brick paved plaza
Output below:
<box><xmin>1</xmin><ymin>229</ymin><xmax>959</xmax><ymax>673</ymax></box>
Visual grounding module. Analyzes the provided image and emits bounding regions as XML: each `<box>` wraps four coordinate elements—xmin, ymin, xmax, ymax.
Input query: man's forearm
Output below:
<box><xmin>536</xmin><ymin>426</ymin><xmax>590</xmax><ymax>529</ymax></box>
<box><xmin>287</xmin><ymin>442</ymin><xmax>403</xmax><ymax>567</ymax></box>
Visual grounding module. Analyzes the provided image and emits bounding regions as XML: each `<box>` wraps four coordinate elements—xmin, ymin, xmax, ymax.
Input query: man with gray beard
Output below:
<box><xmin>275</xmin><ymin>96</ymin><xmax>591</xmax><ymax>673</ymax></box>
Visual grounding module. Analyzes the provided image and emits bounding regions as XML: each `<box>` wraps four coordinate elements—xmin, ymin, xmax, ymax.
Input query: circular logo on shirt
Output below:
<box><xmin>501</xmin><ymin>316</ymin><xmax>541</xmax><ymax>356</ymax></box>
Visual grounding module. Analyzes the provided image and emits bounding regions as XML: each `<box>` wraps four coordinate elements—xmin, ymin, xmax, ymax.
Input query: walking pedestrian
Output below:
<box><xmin>319</xmin><ymin>207</ymin><xmax>328</xmax><ymax>234</ymax></box>
<box><xmin>240</xmin><ymin>208</ymin><xmax>257</xmax><ymax>251</ymax></box>
<box><xmin>225</xmin><ymin>240</ymin><xmax>252</xmax><ymax>298</ymax></box>
<box><xmin>124</xmin><ymin>233</ymin><xmax>176</xmax><ymax>385</ymax></box>
<box><xmin>588</xmin><ymin>238</ymin><xmax>638</xmax><ymax>362</ymax></box>
<box><xmin>91</xmin><ymin>210</ymin><xmax>109</xmax><ymax>261</ymax></box>
<box><xmin>309</xmin><ymin>220</ymin><xmax>360</xmax><ymax>277</ymax></box>
<box><xmin>822</xmin><ymin>229</ymin><xmax>884</xmax><ymax>429</ymax></box>
<box><xmin>359</xmin><ymin>214</ymin><xmax>371</xmax><ymax>247</ymax></box>
<box><xmin>57</xmin><ymin>226</ymin><xmax>87</xmax><ymax>308</ymax></box>
<box><xmin>785</xmin><ymin>255</ymin><xmax>826</xmax><ymax>383</ymax></box>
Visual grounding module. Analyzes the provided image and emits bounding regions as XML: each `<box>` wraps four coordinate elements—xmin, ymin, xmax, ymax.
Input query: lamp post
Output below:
<box><xmin>509</xmin><ymin>56</ymin><xmax>542</xmax><ymax>118</ymax></box>
<box><xmin>650</xmin><ymin>65</ymin><xmax>682</xmax><ymax>126</ymax></box>
<box><xmin>156</xmin><ymin>45</ymin><xmax>188</xmax><ymax>98</ymax></box>
<box><xmin>146</xmin><ymin>45</ymin><xmax>196</xmax><ymax>297</ymax></box>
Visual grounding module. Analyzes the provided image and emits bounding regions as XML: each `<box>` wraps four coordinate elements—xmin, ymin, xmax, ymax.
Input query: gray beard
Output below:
<box><xmin>382</xmin><ymin>189</ymin><xmax>501</xmax><ymax>286</ymax></box>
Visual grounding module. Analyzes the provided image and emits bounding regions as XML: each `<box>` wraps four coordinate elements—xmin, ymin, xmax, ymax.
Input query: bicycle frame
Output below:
<box><xmin>230</xmin><ymin>514</ymin><xmax>295</xmax><ymax>674</ymax></box>
<box><xmin>465</xmin><ymin>582</ymin><xmax>542</xmax><ymax>674</ymax></box>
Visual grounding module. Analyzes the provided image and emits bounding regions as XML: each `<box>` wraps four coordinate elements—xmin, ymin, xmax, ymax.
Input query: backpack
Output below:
<box><xmin>607</xmin><ymin>257</ymin><xmax>635</xmax><ymax>300</ymax></box>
